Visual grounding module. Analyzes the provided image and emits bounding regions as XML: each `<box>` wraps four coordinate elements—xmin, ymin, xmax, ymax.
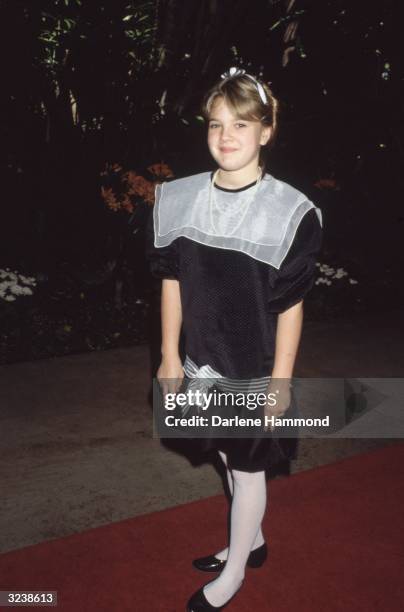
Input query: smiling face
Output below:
<box><xmin>207</xmin><ymin>96</ymin><xmax>272</xmax><ymax>176</ymax></box>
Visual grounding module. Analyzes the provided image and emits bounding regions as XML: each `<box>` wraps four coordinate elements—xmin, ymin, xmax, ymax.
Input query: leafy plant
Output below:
<box><xmin>100</xmin><ymin>161</ymin><xmax>174</xmax><ymax>212</ymax></box>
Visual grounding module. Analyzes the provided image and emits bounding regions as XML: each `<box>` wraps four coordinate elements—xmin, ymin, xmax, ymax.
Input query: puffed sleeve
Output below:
<box><xmin>145</xmin><ymin>206</ymin><xmax>180</xmax><ymax>280</ymax></box>
<box><xmin>267</xmin><ymin>208</ymin><xmax>322</xmax><ymax>314</ymax></box>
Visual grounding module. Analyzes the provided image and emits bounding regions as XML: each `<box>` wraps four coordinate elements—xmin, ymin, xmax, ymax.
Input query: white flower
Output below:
<box><xmin>11</xmin><ymin>284</ymin><xmax>25</xmax><ymax>295</ymax></box>
<box><xmin>319</xmin><ymin>264</ymin><xmax>335</xmax><ymax>276</ymax></box>
<box><xmin>334</xmin><ymin>268</ymin><xmax>348</xmax><ymax>279</ymax></box>
<box><xmin>19</xmin><ymin>274</ymin><xmax>36</xmax><ymax>286</ymax></box>
<box><xmin>0</xmin><ymin>268</ymin><xmax>36</xmax><ymax>301</ymax></box>
<box><xmin>316</xmin><ymin>262</ymin><xmax>359</xmax><ymax>286</ymax></box>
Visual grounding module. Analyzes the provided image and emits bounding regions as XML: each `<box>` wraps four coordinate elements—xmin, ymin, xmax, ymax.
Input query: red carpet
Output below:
<box><xmin>1</xmin><ymin>443</ymin><xmax>404</xmax><ymax>612</ymax></box>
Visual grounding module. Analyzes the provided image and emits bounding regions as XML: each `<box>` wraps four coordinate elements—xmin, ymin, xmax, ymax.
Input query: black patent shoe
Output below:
<box><xmin>186</xmin><ymin>579</ymin><xmax>241</xmax><ymax>611</ymax></box>
<box><xmin>192</xmin><ymin>542</ymin><xmax>268</xmax><ymax>573</ymax></box>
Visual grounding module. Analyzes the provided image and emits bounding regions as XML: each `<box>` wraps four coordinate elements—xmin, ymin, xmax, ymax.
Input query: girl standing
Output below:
<box><xmin>148</xmin><ymin>68</ymin><xmax>323</xmax><ymax>611</ymax></box>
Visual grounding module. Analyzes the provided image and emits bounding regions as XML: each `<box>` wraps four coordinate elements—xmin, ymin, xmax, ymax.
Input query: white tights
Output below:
<box><xmin>203</xmin><ymin>451</ymin><xmax>267</xmax><ymax>607</ymax></box>
<box><xmin>214</xmin><ymin>451</ymin><xmax>266</xmax><ymax>560</ymax></box>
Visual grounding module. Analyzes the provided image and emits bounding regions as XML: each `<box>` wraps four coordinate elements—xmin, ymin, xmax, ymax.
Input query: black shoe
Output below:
<box><xmin>192</xmin><ymin>542</ymin><xmax>268</xmax><ymax>573</ymax></box>
<box><xmin>186</xmin><ymin>579</ymin><xmax>241</xmax><ymax>611</ymax></box>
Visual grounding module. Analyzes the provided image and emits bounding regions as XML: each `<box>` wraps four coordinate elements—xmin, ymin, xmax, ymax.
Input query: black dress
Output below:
<box><xmin>147</xmin><ymin>179</ymin><xmax>323</xmax><ymax>472</ymax></box>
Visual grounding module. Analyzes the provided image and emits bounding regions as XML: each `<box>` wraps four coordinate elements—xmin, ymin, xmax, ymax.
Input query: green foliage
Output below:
<box><xmin>21</xmin><ymin>0</ymin><xmax>158</xmax><ymax>134</ymax></box>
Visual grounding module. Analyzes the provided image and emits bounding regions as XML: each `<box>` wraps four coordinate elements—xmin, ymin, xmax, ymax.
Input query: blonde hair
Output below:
<box><xmin>201</xmin><ymin>73</ymin><xmax>279</xmax><ymax>171</ymax></box>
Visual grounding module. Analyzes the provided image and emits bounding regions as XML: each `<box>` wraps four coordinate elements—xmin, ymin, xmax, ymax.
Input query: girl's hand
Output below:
<box><xmin>157</xmin><ymin>354</ymin><xmax>184</xmax><ymax>397</ymax></box>
<box><xmin>264</xmin><ymin>379</ymin><xmax>291</xmax><ymax>432</ymax></box>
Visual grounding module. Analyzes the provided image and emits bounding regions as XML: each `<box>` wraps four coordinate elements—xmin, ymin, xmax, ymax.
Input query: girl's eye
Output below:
<box><xmin>236</xmin><ymin>123</ymin><xmax>247</xmax><ymax>128</ymax></box>
<box><xmin>209</xmin><ymin>123</ymin><xmax>219</xmax><ymax>129</ymax></box>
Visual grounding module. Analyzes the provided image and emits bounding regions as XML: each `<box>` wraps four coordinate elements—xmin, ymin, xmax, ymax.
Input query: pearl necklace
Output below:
<box><xmin>209</xmin><ymin>167</ymin><xmax>262</xmax><ymax>236</ymax></box>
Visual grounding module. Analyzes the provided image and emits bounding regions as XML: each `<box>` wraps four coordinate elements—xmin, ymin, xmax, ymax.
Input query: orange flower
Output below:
<box><xmin>147</xmin><ymin>163</ymin><xmax>174</xmax><ymax>179</ymax></box>
<box><xmin>101</xmin><ymin>186</ymin><xmax>120</xmax><ymax>211</ymax></box>
<box><xmin>143</xmin><ymin>181</ymin><xmax>156</xmax><ymax>205</ymax></box>
<box><xmin>121</xmin><ymin>195</ymin><xmax>134</xmax><ymax>213</ymax></box>
<box><xmin>101</xmin><ymin>161</ymin><xmax>174</xmax><ymax>212</ymax></box>
<box><xmin>124</xmin><ymin>172</ymin><xmax>153</xmax><ymax>199</ymax></box>
<box><xmin>314</xmin><ymin>178</ymin><xmax>340</xmax><ymax>191</ymax></box>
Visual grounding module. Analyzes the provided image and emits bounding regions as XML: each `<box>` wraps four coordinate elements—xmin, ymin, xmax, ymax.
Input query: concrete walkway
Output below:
<box><xmin>1</xmin><ymin>309</ymin><xmax>403</xmax><ymax>553</ymax></box>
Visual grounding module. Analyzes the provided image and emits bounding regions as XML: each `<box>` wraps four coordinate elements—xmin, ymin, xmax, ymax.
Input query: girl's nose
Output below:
<box><xmin>220</xmin><ymin>126</ymin><xmax>233</xmax><ymax>141</ymax></box>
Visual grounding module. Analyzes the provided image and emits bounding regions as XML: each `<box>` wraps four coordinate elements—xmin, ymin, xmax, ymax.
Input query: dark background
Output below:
<box><xmin>1</xmin><ymin>0</ymin><xmax>403</xmax><ymax>364</ymax></box>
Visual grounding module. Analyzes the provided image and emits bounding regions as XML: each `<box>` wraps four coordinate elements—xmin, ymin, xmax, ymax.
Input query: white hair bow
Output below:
<box><xmin>221</xmin><ymin>67</ymin><xmax>246</xmax><ymax>79</ymax></box>
<box><xmin>220</xmin><ymin>66</ymin><xmax>268</xmax><ymax>105</ymax></box>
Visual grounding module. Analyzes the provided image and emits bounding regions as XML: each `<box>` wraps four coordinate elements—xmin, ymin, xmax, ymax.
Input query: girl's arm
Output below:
<box><xmin>157</xmin><ymin>279</ymin><xmax>184</xmax><ymax>391</ymax></box>
<box><xmin>271</xmin><ymin>300</ymin><xmax>303</xmax><ymax>381</ymax></box>
<box><xmin>265</xmin><ymin>209</ymin><xmax>322</xmax><ymax>424</ymax></box>
<box><xmin>265</xmin><ymin>300</ymin><xmax>303</xmax><ymax>426</ymax></box>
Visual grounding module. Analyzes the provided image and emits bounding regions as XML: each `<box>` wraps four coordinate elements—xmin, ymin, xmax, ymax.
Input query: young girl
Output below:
<box><xmin>148</xmin><ymin>67</ymin><xmax>323</xmax><ymax>611</ymax></box>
